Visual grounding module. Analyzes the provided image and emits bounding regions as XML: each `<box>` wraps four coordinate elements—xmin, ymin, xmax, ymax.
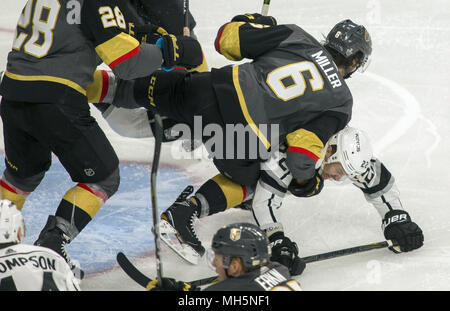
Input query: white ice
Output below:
<box><xmin>0</xmin><ymin>0</ymin><xmax>449</xmax><ymax>291</ymax></box>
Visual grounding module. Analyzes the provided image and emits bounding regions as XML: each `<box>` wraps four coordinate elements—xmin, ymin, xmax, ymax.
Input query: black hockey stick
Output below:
<box><xmin>261</xmin><ymin>0</ymin><xmax>271</xmax><ymax>16</ymax></box>
<box><xmin>117</xmin><ymin>240</ymin><xmax>396</xmax><ymax>289</ymax></box>
<box><xmin>183</xmin><ymin>0</ymin><xmax>190</xmax><ymax>37</ymax></box>
<box><xmin>301</xmin><ymin>239</ymin><xmax>397</xmax><ymax>264</ymax></box>
<box><xmin>151</xmin><ymin>113</ymin><xmax>164</xmax><ymax>281</ymax></box>
<box><xmin>116</xmin><ymin>252</ymin><xmax>218</xmax><ymax>289</ymax></box>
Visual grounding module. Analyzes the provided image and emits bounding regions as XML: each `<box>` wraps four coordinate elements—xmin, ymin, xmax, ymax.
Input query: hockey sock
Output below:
<box><xmin>0</xmin><ymin>178</ymin><xmax>29</xmax><ymax>210</ymax></box>
<box><xmin>55</xmin><ymin>183</ymin><xmax>108</xmax><ymax>234</ymax></box>
<box><xmin>194</xmin><ymin>174</ymin><xmax>248</xmax><ymax>217</ymax></box>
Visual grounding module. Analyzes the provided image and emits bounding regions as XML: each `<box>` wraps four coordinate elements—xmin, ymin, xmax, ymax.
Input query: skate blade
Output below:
<box><xmin>158</xmin><ymin>220</ymin><xmax>201</xmax><ymax>265</ymax></box>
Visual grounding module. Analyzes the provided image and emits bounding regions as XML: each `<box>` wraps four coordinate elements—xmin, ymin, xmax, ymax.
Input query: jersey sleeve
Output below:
<box><xmin>285</xmin><ymin>112</ymin><xmax>347</xmax><ymax>180</ymax></box>
<box><xmin>350</xmin><ymin>158</ymin><xmax>404</xmax><ymax>218</ymax></box>
<box><xmin>214</xmin><ymin>22</ymin><xmax>293</xmax><ymax>61</ymax></box>
<box><xmin>251</xmin><ymin>148</ymin><xmax>292</xmax><ymax>236</ymax></box>
<box><xmin>81</xmin><ymin>0</ymin><xmax>163</xmax><ymax>79</ymax></box>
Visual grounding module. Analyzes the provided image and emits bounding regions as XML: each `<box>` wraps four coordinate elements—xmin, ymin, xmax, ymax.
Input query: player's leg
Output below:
<box><xmin>160</xmin><ymin>160</ymin><xmax>259</xmax><ymax>261</ymax></box>
<box><xmin>27</xmin><ymin>102</ymin><xmax>119</xmax><ymax>274</ymax></box>
<box><xmin>0</xmin><ymin>100</ymin><xmax>51</xmax><ymax>210</ymax></box>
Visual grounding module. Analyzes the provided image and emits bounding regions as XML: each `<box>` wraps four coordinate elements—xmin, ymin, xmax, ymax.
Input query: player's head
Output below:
<box><xmin>321</xmin><ymin>127</ymin><xmax>373</xmax><ymax>182</ymax></box>
<box><xmin>207</xmin><ymin>222</ymin><xmax>271</xmax><ymax>280</ymax></box>
<box><xmin>324</xmin><ymin>19</ymin><xmax>372</xmax><ymax>79</ymax></box>
<box><xmin>0</xmin><ymin>200</ymin><xmax>25</xmax><ymax>247</ymax></box>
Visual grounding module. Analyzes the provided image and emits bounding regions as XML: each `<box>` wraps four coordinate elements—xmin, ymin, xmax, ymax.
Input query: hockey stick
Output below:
<box><xmin>301</xmin><ymin>239</ymin><xmax>396</xmax><ymax>264</ymax></box>
<box><xmin>117</xmin><ymin>240</ymin><xmax>396</xmax><ymax>289</ymax></box>
<box><xmin>183</xmin><ymin>0</ymin><xmax>190</xmax><ymax>37</ymax></box>
<box><xmin>116</xmin><ymin>252</ymin><xmax>218</xmax><ymax>288</ymax></box>
<box><xmin>261</xmin><ymin>0</ymin><xmax>271</xmax><ymax>16</ymax></box>
<box><xmin>151</xmin><ymin>112</ymin><xmax>164</xmax><ymax>281</ymax></box>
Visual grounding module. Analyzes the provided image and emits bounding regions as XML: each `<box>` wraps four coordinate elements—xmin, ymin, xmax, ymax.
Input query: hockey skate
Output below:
<box><xmin>34</xmin><ymin>216</ymin><xmax>84</xmax><ymax>280</ymax></box>
<box><xmin>158</xmin><ymin>186</ymin><xmax>205</xmax><ymax>265</ymax></box>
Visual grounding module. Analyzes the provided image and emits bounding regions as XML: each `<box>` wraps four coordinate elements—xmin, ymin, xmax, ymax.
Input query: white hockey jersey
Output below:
<box><xmin>0</xmin><ymin>244</ymin><xmax>80</xmax><ymax>291</ymax></box>
<box><xmin>252</xmin><ymin>147</ymin><xmax>404</xmax><ymax>234</ymax></box>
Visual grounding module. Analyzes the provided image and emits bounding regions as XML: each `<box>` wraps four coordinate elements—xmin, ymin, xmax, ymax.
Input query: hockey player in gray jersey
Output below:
<box><xmin>146</xmin><ymin>222</ymin><xmax>302</xmax><ymax>291</ymax></box>
<box><xmin>0</xmin><ymin>200</ymin><xmax>80</xmax><ymax>291</ymax></box>
<box><xmin>0</xmin><ymin>0</ymin><xmax>203</xmax><ymax>278</ymax></box>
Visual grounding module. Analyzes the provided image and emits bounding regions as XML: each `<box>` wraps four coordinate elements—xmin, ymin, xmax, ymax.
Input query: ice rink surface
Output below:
<box><xmin>0</xmin><ymin>0</ymin><xmax>449</xmax><ymax>291</ymax></box>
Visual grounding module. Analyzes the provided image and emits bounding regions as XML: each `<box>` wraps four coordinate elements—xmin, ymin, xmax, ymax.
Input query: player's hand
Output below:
<box><xmin>146</xmin><ymin>277</ymin><xmax>197</xmax><ymax>291</ymax></box>
<box><xmin>269</xmin><ymin>232</ymin><xmax>306</xmax><ymax>276</ymax></box>
<box><xmin>156</xmin><ymin>35</ymin><xmax>203</xmax><ymax>70</ymax></box>
<box><xmin>134</xmin><ymin>23</ymin><xmax>169</xmax><ymax>44</ymax></box>
<box><xmin>382</xmin><ymin>210</ymin><xmax>424</xmax><ymax>253</ymax></box>
<box><xmin>231</xmin><ymin>13</ymin><xmax>277</xmax><ymax>26</ymax></box>
<box><xmin>288</xmin><ymin>170</ymin><xmax>324</xmax><ymax>198</ymax></box>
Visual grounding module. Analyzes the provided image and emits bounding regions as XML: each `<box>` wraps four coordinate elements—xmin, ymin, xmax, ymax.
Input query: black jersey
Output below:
<box><xmin>213</xmin><ymin>21</ymin><xmax>353</xmax><ymax>180</ymax></box>
<box><xmin>204</xmin><ymin>262</ymin><xmax>301</xmax><ymax>291</ymax></box>
<box><xmin>0</xmin><ymin>0</ymin><xmax>163</xmax><ymax>106</ymax></box>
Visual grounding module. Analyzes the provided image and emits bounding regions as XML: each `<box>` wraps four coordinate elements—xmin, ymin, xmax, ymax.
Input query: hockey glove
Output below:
<box><xmin>269</xmin><ymin>232</ymin><xmax>306</xmax><ymax>276</ymax></box>
<box><xmin>288</xmin><ymin>170</ymin><xmax>324</xmax><ymax>198</ymax></box>
<box><xmin>134</xmin><ymin>23</ymin><xmax>169</xmax><ymax>44</ymax></box>
<box><xmin>146</xmin><ymin>277</ymin><xmax>198</xmax><ymax>291</ymax></box>
<box><xmin>156</xmin><ymin>35</ymin><xmax>203</xmax><ymax>70</ymax></box>
<box><xmin>382</xmin><ymin>210</ymin><xmax>424</xmax><ymax>253</ymax></box>
<box><xmin>231</xmin><ymin>13</ymin><xmax>277</xmax><ymax>26</ymax></box>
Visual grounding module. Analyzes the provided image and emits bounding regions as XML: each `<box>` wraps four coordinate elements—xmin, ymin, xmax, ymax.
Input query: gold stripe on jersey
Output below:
<box><xmin>62</xmin><ymin>184</ymin><xmax>104</xmax><ymax>219</ymax></box>
<box><xmin>286</xmin><ymin>129</ymin><xmax>324</xmax><ymax>161</ymax></box>
<box><xmin>95</xmin><ymin>32</ymin><xmax>140</xmax><ymax>68</ymax></box>
<box><xmin>211</xmin><ymin>174</ymin><xmax>245</xmax><ymax>209</ymax></box>
<box><xmin>86</xmin><ymin>70</ymin><xmax>105</xmax><ymax>103</ymax></box>
<box><xmin>4</xmin><ymin>70</ymin><xmax>86</xmax><ymax>95</ymax></box>
<box><xmin>232</xmin><ymin>66</ymin><xmax>271</xmax><ymax>149</ymax></box>
<box><xmin>216</xmin><ymin>22</ymin><xmax>244</xmax><ymax>61</ymax></box>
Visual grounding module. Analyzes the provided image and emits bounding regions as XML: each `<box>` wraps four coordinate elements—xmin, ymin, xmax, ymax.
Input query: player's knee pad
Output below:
<box><xmin>3</xmin><ymin>169</ymin><xmax>45</xmax><ymax>193</ymax></box>
<box><xmin>91</xmin><ymin>167</ymin><xmax>120</xmax><ymax>199</ymax></box>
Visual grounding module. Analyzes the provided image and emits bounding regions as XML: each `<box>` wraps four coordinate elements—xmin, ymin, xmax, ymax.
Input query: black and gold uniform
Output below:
<box><xmin>129</xmin><ymin>15</ymin><xmax>353</xmax><ymax>186</ymax></box>
<box><xmin>0</xmin><ymin>0</ymin><xmax>200</xmax><ymax>272</ymax></box>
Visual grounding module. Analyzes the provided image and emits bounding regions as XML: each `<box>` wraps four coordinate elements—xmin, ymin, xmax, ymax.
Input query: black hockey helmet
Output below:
<box><xmin>325</xmin><ymin>19</ymin><xmax>372</xmax><ymax>75</ymax></box>
<box><xmin>211</xmin><ymin>222</ymin><xmax>271</xmax><ymax>271</ymax></box>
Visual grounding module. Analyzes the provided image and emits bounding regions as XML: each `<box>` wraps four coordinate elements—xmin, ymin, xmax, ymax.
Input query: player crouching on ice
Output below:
<box><xmin>160</xmin><ymin>127</ymin><xmax>424</xmax><ymax>276</ymax></box>
<box><xmin>147</xmin><ymin>222</ymin><xmax>302</xmax><ymax>291</ymax></box>
<box><xmin>0</xmin><ymin>200</ymin><xmax>80</xmax><ymax>291</ymax></box>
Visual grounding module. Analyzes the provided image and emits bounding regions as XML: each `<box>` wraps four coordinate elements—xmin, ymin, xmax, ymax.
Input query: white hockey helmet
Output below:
<box><xmin>0</xmin><ymin>200</ymin><xmax>25</xmax><ymax>244</ymax></box>
<box><xmin>325</xmin><ymin>126</ymin><xmax>373</xmax><ymax>177</ymax></box>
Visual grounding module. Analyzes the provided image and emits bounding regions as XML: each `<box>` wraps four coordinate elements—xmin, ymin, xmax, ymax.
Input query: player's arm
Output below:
<box><xmin>351</xmin><ymin>158</ymin><xmax>404</xmax><ymax>217</ymax></box>
<box><xmin>351</xmin><ymin>159</ymin><xmax>424</xmax><ymax>253</ymax></box>
<box><xmin>285</xmin><ymin>112</ymin><xmax>347</xmax><ymax>197</ymax></box>
<box><xmin>81</xmin><ymin>0</ymin><xmax>201</xmax><ymax>79</ymax></box>
<box><xmin>214</xmin><ymin>14</ymin><xmax>292</xmax><ymax>61</ymax></box>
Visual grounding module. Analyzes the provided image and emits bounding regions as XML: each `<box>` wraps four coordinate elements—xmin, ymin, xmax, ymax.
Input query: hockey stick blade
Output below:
<box><xmin>117</xmin><ymin>252</ymin><xmax>152</xmax><ymax>289</ymax></box>
<box><xmin>117</xmin><ymin>251</ymin><xmax>218</xmax><ymax>289</ymax></box>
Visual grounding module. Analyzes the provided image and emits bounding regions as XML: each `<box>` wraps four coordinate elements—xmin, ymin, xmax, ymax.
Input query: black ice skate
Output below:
<box><xmin>34</xmin><ymin>216</ymin><xmax>84</xmax><ymax>280</ymax></box>
<box><xmin>159</xmin><ymin>186</ymin><xmax>205</xmax><ymax>264</ymax></box>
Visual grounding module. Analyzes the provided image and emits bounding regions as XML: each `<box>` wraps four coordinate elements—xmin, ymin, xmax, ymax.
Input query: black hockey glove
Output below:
<box><xmin>146</xmin><ymin>277</ymin><xmax>198</xmax><ymax>291</ymax></box>
<box><xmin>156</xmin><ymin>35</ymin><xmax>203</xmax><ymax>70</ymax></box>
<box><xmin>134</xmin><ymin>23</ymin><xmax>169</xmax><ymax>44</ymax></box>
<box><xmin>382</xmin><ymin>210</ymin><xmax>424</xmax><ymax>253</ymax></box>
<box><xmin>288</xmin><ymin>170</ymin><xmax>324</xmax><ymax>198</ymax></box>
<box><xmin>231</xmin><ymin>13</ymin><xmax>277</xmax><ymax>26</ymax></box>
<box><xmin>269</xmin><ymin>232</ymin><xmax>306</xmax><ymax>276</ymax></box>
